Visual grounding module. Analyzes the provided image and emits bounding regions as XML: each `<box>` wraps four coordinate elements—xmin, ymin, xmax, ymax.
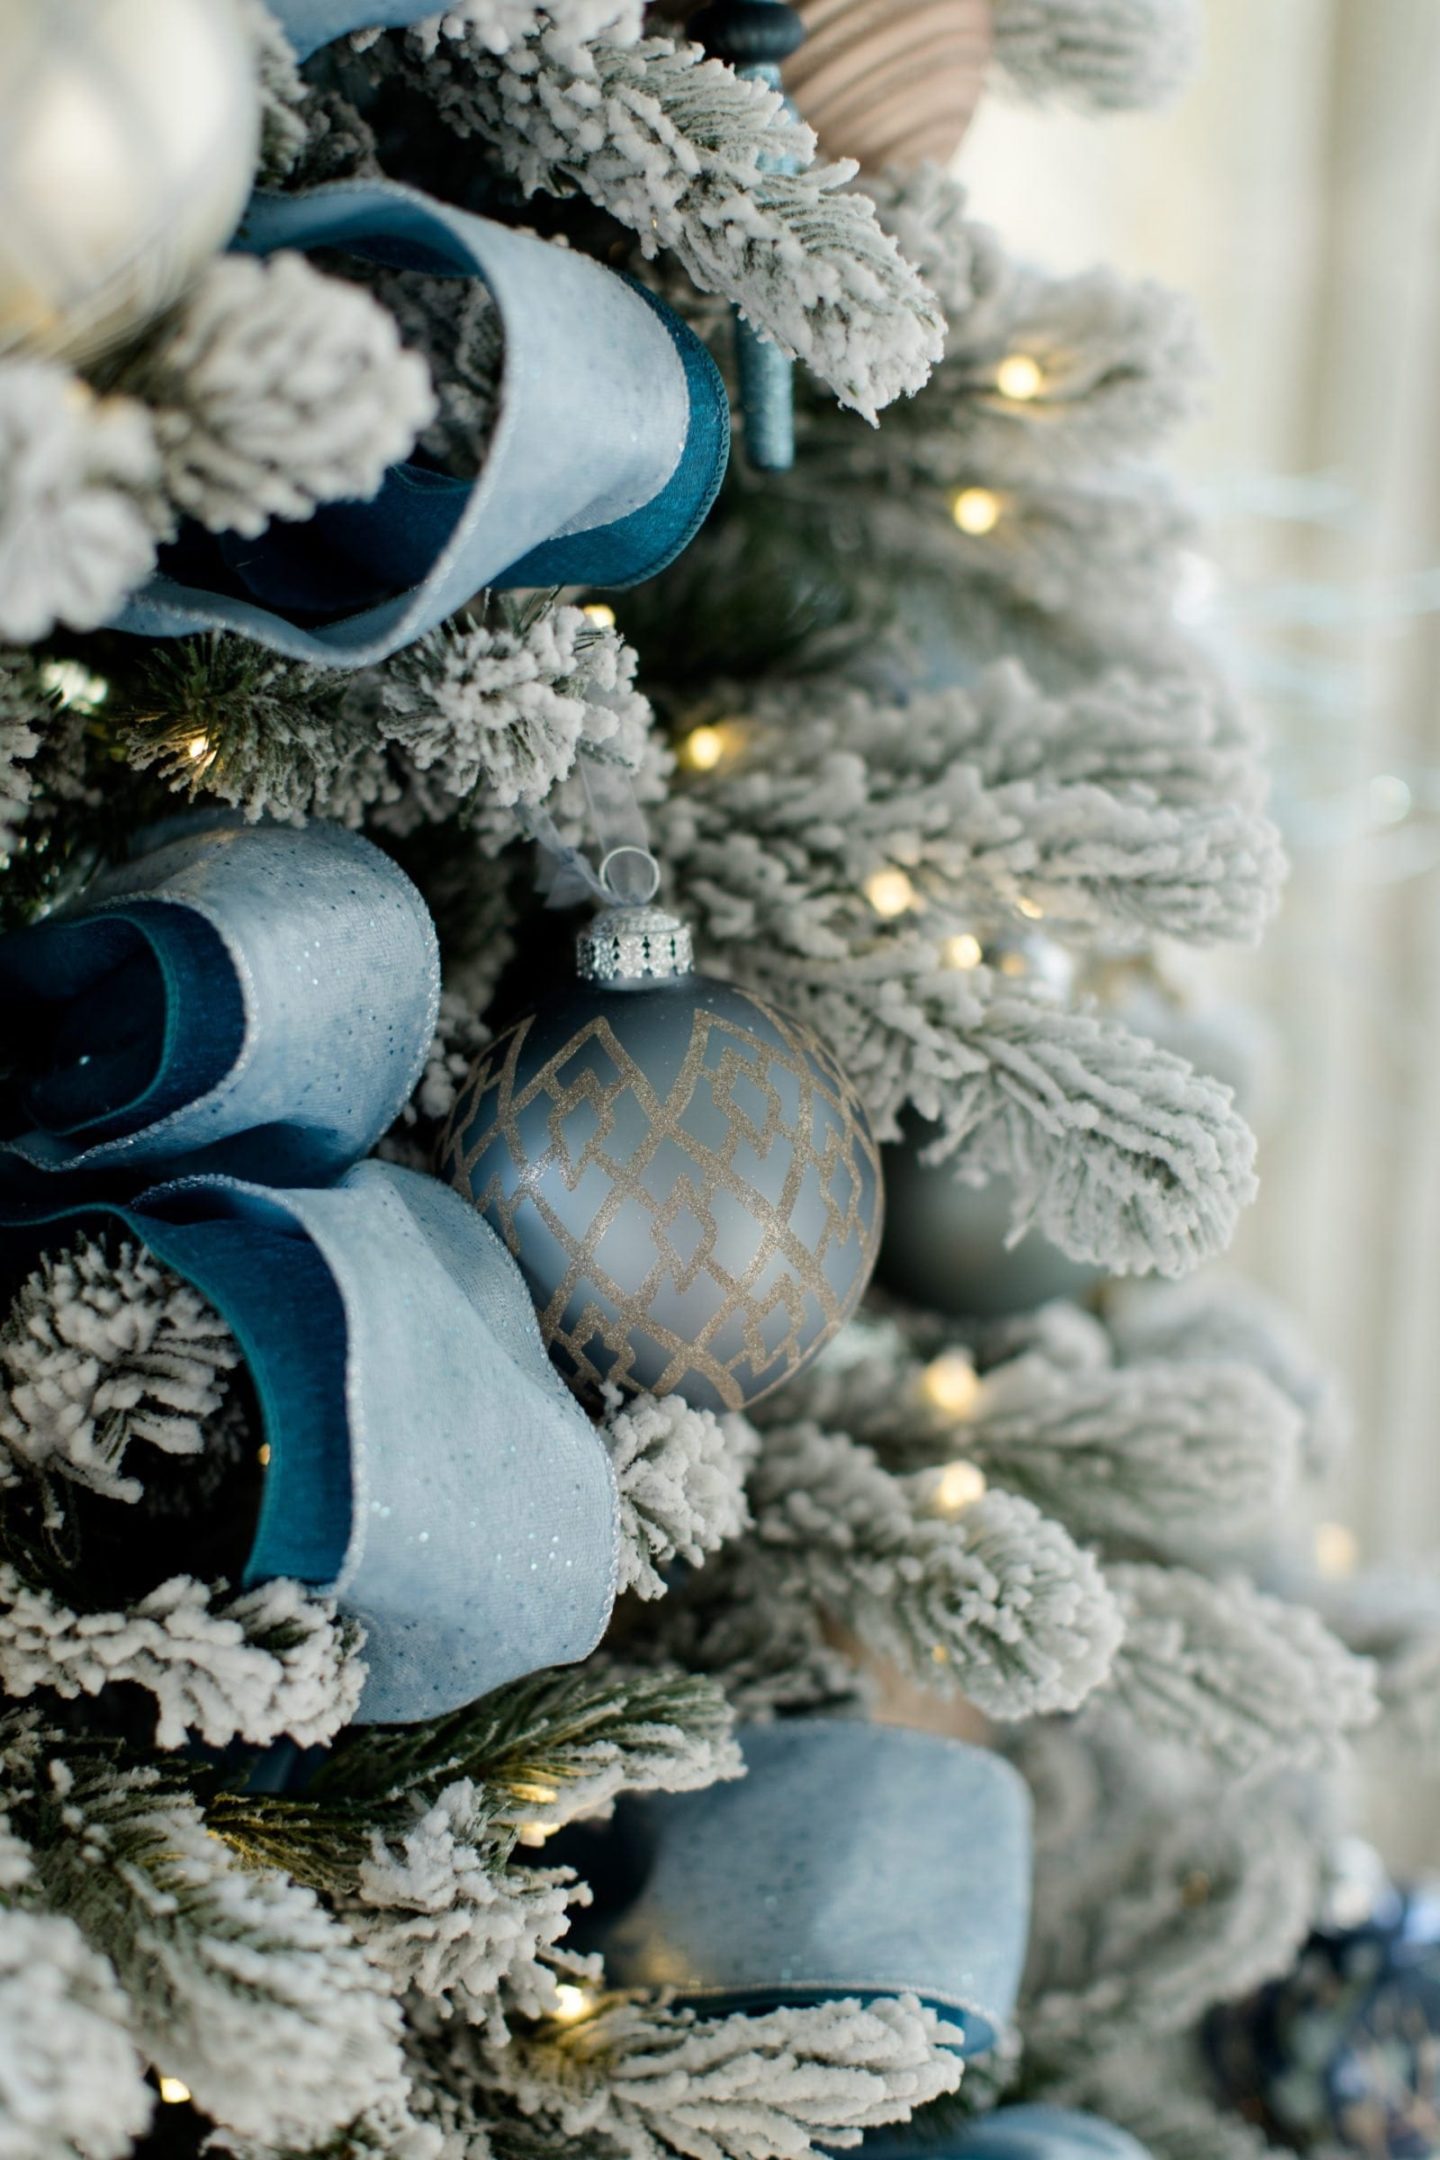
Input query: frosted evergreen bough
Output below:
<box><xmin>347</xmin><ymin>1780</ymin><xmax>593</xmax><ymax>2037</ymax></box>
<box><xmin>960</xmin><ymin>1346</ymin><xmax>1302</xmax><ymax>1558</ymax></box>
<box><xmin>407</xmin><ymin>1</ymin><xmax>646</xmax><ymax>57</ymax></box>
<box><xmin>1101</xmin><ymin>1563</ymin><xmax>1378</xmax><ymax>1775</ymax></box>
<box><xmin>1023</xmin><ymin>1784</ymin><xmax>1320</xmax><ymax>2060</ymax></box>
<box><xmin>642</xmin><ymin>1545</ymin><xmax>869</xmax><ymax>1724</ymax></box>
<box><xmin>243</xmin><ymin>0</ymin><xmax>311</xmax><ymax>179</ymax></box>
<box><xmin>393</xmin><ymin>27</ymin><xmax>944</xmax><ymax>419</ymax></box>
<box><xmin>661</xmin><ymin>664</ymin><xmax>1281</xmax><ymax>949</ymax></box>
<box><xmin>1318</xmin><ymin>1568</ymin><xmax>1440</xmax><ymax>1766</ymax></box>
<box><xmin>322</xmin><ymin>1664</ymin><xmax>743</xmax><ymax>1836</ymax></box>
<box><xmin>1108</xmin><ymin>1273</ymin><xmax>1351</xmax><ymax>1476</ymax></box>
<box><xmin>604</xmin><ymin>1394</ymin><xmax>757</xmax><ymax>1600</ymax></box>
<box><xmin>129</xmin><ymin>253</ymin><xmax>436</xmax><ymax>539</ymax></box>
<box><xmin>112</xmin><ymin>604</ymin><xmax>655</xmax><ymax>834</ymax></box>
<box><xmin>0</xmin><ymin>1844</ymin><xmax>152</xmax><ymax>2160</ymax></box>
<box><xmin>19</xmin><ymin>1744</ymin><xmax>412</xmax><ymax>2148</ymax></box>
<box><xmin>839</xmin><ymin>172</ymin><xmax>1209</xmax><ymax>485</ymax></box>
<box><xmin>990</xmin><ymin>0</ymin><xmax>1203</xmax><ymax>110</ymax></box>
<box><xmin>466</xmin><ymin>1992</ymin><xmax>965</xmax><ymax>2160</ymax></box>
<box><xmin>1056</xmin><ymin>2054</ymin><xmax>1284</xmax><ymax>2160</ymax></box>
<box><xmin>0</xmin><ymin>1237</ymin><xmax>241</xmax><ymax>1508</ymax></box>
<box><xmin>0</xmin><ymin>363</ymin><xmax>163</xmax><ymax>645</ymax></box>
<box><xmin>367</xmin><ymin>271</ymin><xmax>504</xmax><ymax>477</ymax></box>
<box><xmin>380</xmin><ymin>604</ymin><xmax>654</xmax><ymax>817</ymax></box>
<box><xmin>0</xmin><ymin>1570</ymin><xmax>365</xmax><ymax>1752</ymax></box>
<box><xmin>0</xmin><ymin>650</ymin><xmax>44</xmax><ymax>852</ymax></box>
<box><xmin>747</xmin><ymin>1420</ymin><xmax>1123</xmax><ymax>1717</ymax></box>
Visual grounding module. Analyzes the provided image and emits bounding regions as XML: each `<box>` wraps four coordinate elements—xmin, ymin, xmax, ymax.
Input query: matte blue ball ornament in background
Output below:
<box><xmin>437</xmin><ymin>904</ymin><xmax>882</xmax><ymax>1412</ymax></box>
<box><xmin>876</xmin><ymin>926</ymin><xmax>1104</xmax><ymax>1319</ymax></box>
<box><xmin>1206</xmin><ymin>1879</ymin><xmax>1440</xmax><ymax>2157</ymax></box>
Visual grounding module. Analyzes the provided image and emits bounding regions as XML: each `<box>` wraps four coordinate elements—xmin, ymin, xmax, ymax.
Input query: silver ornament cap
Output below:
<box><xmin>576</xmin><ymin>904</ymin><xmax>694</xmax><ymax>986</ymax></box>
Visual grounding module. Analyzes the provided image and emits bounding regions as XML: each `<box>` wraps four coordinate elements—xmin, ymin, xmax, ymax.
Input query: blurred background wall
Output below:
<box><xmin>959</xmin><ymin>0</ymin><xmax>1440</xmax><ymax>1861</ymax></box>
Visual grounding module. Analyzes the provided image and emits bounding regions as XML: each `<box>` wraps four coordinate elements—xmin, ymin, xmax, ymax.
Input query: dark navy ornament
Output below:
<box><xmin>437</xmin><ymin>904</ymin><xmax>882</xmax><ymax>1412</ymax></box>
<box><xmin>1207</xmin><ymin>1882</ymin><xmax>1440</xmax><ymax>2158</ymax></box>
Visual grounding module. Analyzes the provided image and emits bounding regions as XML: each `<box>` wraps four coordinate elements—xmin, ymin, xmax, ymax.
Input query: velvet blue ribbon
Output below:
<box><xmin>114</xmin><ymin>183</ymin><xmax>730</xmax><ymax>667</ymax></box>
<box><xmin>857</xmin><ymin>2108</ymin><xmax>1152</xmax><ymax>2160</ymax></box>
<box><xmin>0</xmin><ymin>1161</ymin><xmax>620</xmax><ymax>1725</ymax></box>
<box><xmin>569</xmin><ymin>1719</ymin><xmax>1032</xmax><ymax>2051</ymax></box>
<box><xmin>0</xmin><ymin>820</ymin><xmax>438</xmax><ymax>1192</ymax></box>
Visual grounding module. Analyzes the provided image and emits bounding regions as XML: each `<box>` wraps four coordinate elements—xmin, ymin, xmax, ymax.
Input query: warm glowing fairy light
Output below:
<box><xmin>581</xmin><ymin>603</ymin><xmax>616</xmax><ymax>629</ymax></box>
<box><xmin>159</xmin><ymin>2079</ymin><xmax>192</xmax><ymax>2106</ymax></box>
<box><xmin>921</xmin><ymin>1350</ymin><xmax>981</xmax><ymax>1418</ymax></box>
<box><xmin>951</xmin><ymin>487</ymin><xmax>1001</xmax><ymax>536</ymax></box>
<box><xmin>551</xmin><ymin>1984</ymin><xmax>595</xmax><ymax>2024</ymax></box>
<box><xmin>934</xmin><ymin>1461</ymin><xmax>988</xmax><ymax>1514</ymax></box>
<box><xmin>995</xmin><ymin>353</ymin><xmax>1044</xmax><ymax>401</ymax></box>
<box><xmin>942</xmin><ymin>932</ymin><xmax>983</xmax><ymax>970</ymax></box>
<box><xmin>1315</xmin><ymin>1521</ymin><xmax>1359</xmax><ymax>1578</ymax></box>
<box><xmin>864</xmin><ymin>867</ymin><xmax>917</xmax><ymax>919</ymax></box>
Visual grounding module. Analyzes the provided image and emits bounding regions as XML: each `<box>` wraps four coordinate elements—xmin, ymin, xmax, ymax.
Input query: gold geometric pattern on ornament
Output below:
<box><xmin>440</xmin><ymin>1001</ymin><xmax>882</xmax><ymax>1411</ymax></box>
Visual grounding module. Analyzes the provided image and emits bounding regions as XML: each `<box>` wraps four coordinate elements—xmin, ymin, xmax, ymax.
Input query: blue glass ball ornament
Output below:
<box><xmin>437</xmin><ymin>904</ymin><xmax>883</xmax><ymax>1413</ymax></box>
<box><xmin>1206</xmin><ymin>1883</ymin><xmax>1440</xmax><ymax>2157</ymax></box>
<box><xmin>876</xmin><ymin>927</ymin><xmax>1103</xmax><ymax>1319</ymax></box>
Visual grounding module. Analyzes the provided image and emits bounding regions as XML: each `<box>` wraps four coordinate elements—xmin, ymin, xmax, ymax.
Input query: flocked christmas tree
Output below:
<box><xmin>2</xmin><ymin>5</ymin><xmax>1437</xmax><ymax>2160</ymax></box>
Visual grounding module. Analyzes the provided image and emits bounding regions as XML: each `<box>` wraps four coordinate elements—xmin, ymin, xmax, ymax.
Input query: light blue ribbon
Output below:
<box><xmin>0</xmin><ymin>1162</ymin><xmax>620</xmax><ymax>1725</ymax></box>
<box><xmin>858</xmin><ymin>2108</ymin><xmax>1153</xmax><ymax>2160</ymax></box>
<box><xmin>114</xmin><ymin>183</ymin><xmax>730</xmax><ymax>667</ymax></box>
<box><xmin>570</xmin><ymin>1719</ymin><xmax>1032</xmax><ymax>2051</ymax></box>
<box><xmin>265</xmin><ymin>0</ymin><xmax>437</xmax><ymax>57</ymax></box>
<box><xmin>0</xmin><ymin>820</ymin><xmax>439</xmax><ymax>1191</ymax></box>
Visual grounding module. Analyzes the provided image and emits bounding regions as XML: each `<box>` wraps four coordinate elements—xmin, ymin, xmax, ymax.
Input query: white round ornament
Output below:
<box><xmin>0</xmin><ymin>0</ymin><xmax>260</xmax><ymax>365</ymax></box>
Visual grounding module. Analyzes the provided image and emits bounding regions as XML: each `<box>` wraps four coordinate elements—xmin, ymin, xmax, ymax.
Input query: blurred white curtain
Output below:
<box><xmin>959</xmin><ymin>3</ymin><xmax>1440</xmax><ymax>1859</ymax></box>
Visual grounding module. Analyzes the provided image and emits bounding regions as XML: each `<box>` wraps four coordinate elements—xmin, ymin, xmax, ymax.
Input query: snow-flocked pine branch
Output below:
<box><xmin>0</xmin><ymin>1818</ymin><xmax>152</xmax><ymax>2160</ymax></box>
<box><xmin>0</xmin><ymin>362</ymin><xmax>164</xmax><ymax>645</ymax></box>
<box><xmin>745</xmin><ymin>1420</ymin><xmax>1123</xmax><ymax>1718</ymax></box>
<box><xmin>659</xmin><ymin>663</ymin><xmax>1281</xmax><ymax>949</ymax></box>
<box><xmin>344</xmin><ymin>1779</ymin><xmax>595</xmax><ymax>2039</ymax></box>
<box><xmin>603</xmin><ymin>1394</ymin><xmax>757</xmax><ymax>1600</ymax></box>
<box><xmin>122</xmin><ymin>252</ymin><xmax>436</xmax><ymax>540</ymax></box>
<box><xmin>1099</xmin><ymin>1563</ymin><xmax>1378</xmax><ymax>1776</ymax></box>
<box><xmin>0</xmin><ymin>1236</ymin><xmax>241</xmax><ymax>1507</ymax></box>
<box><xmin>842</xmin><ymin>169</ymin><xmax>1209</xmax><ymax>484</ymax></box>
<box><xmin>1107</xmin><ymin>1273</ymin><xmax>1351</xmax><ymax>1476</ymax></box>
<box><xmin>384</xmin><ymin>26</ymin><xmax>944</xmax><ymax>419</ymax></box>
<box><xmin>438</xmin><ymin>1992</ymin><xmax>965</xmax><ymax>2160</ymax></box>
<box><xmin>0</xmin><ymin>1570</ymin><xmax>365</xmax><ymax>1752</ymax></box>
<box><xmin>10</xmin><ymin>1732</ymin><xmax>412</xmax><ymax>2149</ymax></box>
<box><xmin>954</xmin><ymin>1347</ymin><xmax>1303</xmax><ymax>1560</ymax></box>
<box><xmin>989</xmin><ymin>0</ymin><xmax>1202</xmax><ymax>111</ymax></box>
<box><xmin>1022</xmin><ymin>1777</ymin><xmax>1319</xmax><ymax>2065</ymax></box>
<box><xmin>314</xmin><ymin>1663</ymin><xmax>741</xmax><ymax>1832</ymax></box>
<box><xmin>113</xmin><ymin>605</ymin><xmax>657</xmax><ymax>833</ymax></box>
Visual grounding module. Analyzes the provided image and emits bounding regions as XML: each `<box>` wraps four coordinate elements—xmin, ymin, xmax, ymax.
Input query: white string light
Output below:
<box><xmin>941</xmin><ymin>932</ymin><xmax>983</xmax><ymax>970</ymax></box>
<box><xmin>864</xmin><ymin>867</ymin><xmax>917</xmax><ymax>918</ymax></box>
<box><xmin>933</xmin><ymin>1460</ymin><xmax>988</xmax><ymax>1513</ymax></box>
<box><xmin>921</xmin><ymin>1350</ymin><xmax>982</xmax><ymax>1417</ymax></box>
<box><xmin>995</xmin><ymin>353</ymin><xmax>1044</xmax><ymax>401</ymax></box>
<box><xmin>951</xmin><ymin>487</ymin><xmax>1001</xmax><ymax>536</ymax></box>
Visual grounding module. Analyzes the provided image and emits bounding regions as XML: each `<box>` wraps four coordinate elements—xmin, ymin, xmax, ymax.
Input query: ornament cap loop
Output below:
<box><xmin>598</xmin><ymin>844</ymin><xmax>662</xmax><ymax>906</ymax></box>
<box><xmin>576</xmin><ymin>905</ymin><xmax>694</xmax><ymax>985</ymax></box>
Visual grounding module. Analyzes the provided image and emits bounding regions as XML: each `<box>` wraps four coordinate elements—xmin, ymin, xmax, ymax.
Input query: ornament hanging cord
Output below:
<box><xmin>525</xmin><ymin>752</ymin><xmax>664</xmax><ymax>913</ymax></box>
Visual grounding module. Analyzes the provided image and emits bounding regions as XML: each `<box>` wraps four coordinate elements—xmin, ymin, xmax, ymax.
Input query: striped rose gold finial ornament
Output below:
<box><xmin>784</xmin><ymin>0</ymin><xmax>992</xmax><ymax>172</ymax></box>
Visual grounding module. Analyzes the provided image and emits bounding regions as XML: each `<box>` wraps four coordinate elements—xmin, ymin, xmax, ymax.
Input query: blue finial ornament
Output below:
<box><xmin>691</xmin><ymin>0</ymin><xmax>808</xmax><ymax>472</ymax></box>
